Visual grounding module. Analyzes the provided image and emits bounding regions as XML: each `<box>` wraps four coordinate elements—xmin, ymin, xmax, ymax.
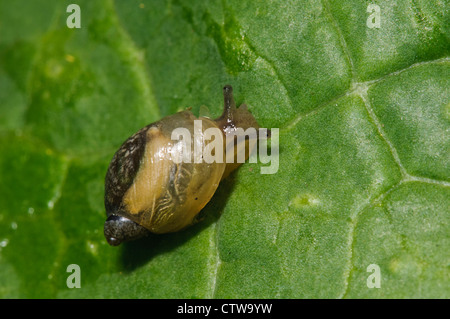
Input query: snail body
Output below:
<box><xmin>104</xmin><ymin>85</ymin><xmax>262</xmax><ymax>246</ymax></box>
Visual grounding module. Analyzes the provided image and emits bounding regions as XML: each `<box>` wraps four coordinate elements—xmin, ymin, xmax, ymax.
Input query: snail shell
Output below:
<box><xmin>104</xmin><ymin>85</ymin><xmax>262</xmax><ymax>246</ymax></box>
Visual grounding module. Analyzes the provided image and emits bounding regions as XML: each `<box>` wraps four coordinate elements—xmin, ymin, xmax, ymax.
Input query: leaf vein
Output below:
<box><xmin>357</xmin><ymin>84</ymin><xmax>408</xmax><ymax>176</ymax></box>
<box><xmin>210</xmin><ymin>220</ymin><xmax>222</xmax><ymax>299</ymax></box>
<box><xmin>339</xmin><ymin>180</ymin><xmax>402</xmax><ymax>298</ymax></box>
<box><xmin>322</xmin><ymin>0</ymin><xmax>358</xmax><ymax>81</ymax></box>
<box><xmin>284</xmin><ymin>54</ymin><xmax>448</xmax><ymax>131</ymax></box>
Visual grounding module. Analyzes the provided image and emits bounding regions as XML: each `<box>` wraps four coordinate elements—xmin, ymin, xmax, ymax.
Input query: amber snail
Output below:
<box><xmin>104</xmin><ymin>85</ymin><xmax>265</xmax><ymax>246</ymax></box>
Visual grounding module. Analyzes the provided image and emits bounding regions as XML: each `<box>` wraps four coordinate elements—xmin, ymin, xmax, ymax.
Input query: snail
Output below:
<box><xmin>103</xmin><ymin>85</ymin><xmax>265</xmax><ymax>246</ymax></box>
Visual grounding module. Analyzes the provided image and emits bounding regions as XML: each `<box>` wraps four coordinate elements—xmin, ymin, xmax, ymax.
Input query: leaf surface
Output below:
<box><xmin>0</xmin><ymin>0</ymin><xmax>448</xmax><ymax>298</ymax></box>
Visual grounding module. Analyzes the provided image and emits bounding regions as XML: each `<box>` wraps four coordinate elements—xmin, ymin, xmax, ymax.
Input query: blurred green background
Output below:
<box><xmin>0</xmin><ymin>0</ymin><xmax>448</xmax><ymax>298</ymax></box>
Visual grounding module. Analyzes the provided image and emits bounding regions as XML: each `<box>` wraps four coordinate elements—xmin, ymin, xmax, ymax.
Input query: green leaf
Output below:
<box><xmin>0</xmin><ymin>0</ymin><xmax>448</xmax><ymax>298</ymax></box>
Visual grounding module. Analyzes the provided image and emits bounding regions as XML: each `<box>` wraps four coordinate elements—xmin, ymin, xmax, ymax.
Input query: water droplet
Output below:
<box><xmin>87</xmin><ymin>240</ymin><xmax>98</xmax><ymax>255</ymax></box>
<box><xmin>290</xmin><ymin>193</ymin><xmax>319</xmax><ymax>208</ymax></box>
<box><xmin>65</xmin><ymin>54</ymin><xmax>75</xmax><ymax>63</ymax></box>
<box><xmin>0</xmin><ymin>239</ymin><xmax>9</xmax><ymax>248</ymax></box>
<box><xmin>28</xmin><ymin>207</ymin><xmax>35</xmax><ymax>215</ymax></box>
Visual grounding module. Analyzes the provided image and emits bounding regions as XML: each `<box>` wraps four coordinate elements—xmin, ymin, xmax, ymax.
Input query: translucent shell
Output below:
<box><xmin>119</xmin><ymin>112</ymin><xmax>225</xmax><ymax>233</ymax></box>
<box><xmin>104</xmin><ymin>85</ymin><xmax>262</xmax><ymax>245</ymax></box>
